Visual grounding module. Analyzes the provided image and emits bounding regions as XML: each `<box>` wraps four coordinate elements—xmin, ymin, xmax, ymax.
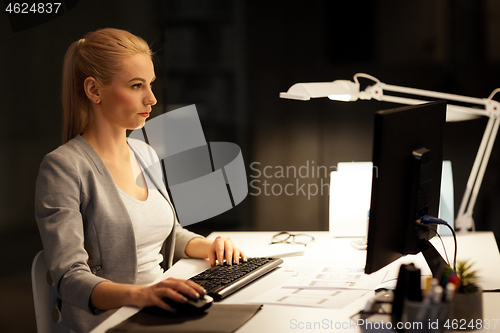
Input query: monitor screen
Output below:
<box><xmin>365</xmin><ymin>100</ymin><xmax>447</xmax><ymax>274</ymax></box>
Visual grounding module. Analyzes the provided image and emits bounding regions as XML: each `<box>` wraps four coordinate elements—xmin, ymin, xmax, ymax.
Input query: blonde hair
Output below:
<box><xmin>62</xmin><ymin>28</ymin><xmax>152</xmax><ymax>143</ymax></box>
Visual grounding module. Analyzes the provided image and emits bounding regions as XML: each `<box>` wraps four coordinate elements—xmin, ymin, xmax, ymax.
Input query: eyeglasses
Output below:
<box><xmin>270</xmin><ymin>231</ymin><xmax>315</xmax><ymax>247</ymax></box>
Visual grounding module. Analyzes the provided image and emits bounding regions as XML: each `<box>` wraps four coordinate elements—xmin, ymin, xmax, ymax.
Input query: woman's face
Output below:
<box><xmin>97</xmin><ymin>53</ymin><xmax>157</xmax><ymax>130</ymax></box>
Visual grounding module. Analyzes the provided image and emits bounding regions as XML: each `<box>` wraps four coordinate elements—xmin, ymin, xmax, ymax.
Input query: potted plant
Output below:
<box><xmin>453</xmin><ymin>260</ymin><xmax>483</xmax><ymax>330</ymax></box>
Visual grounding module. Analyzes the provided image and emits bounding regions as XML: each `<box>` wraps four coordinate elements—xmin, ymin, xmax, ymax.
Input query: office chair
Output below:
<box><xmin>31</xmin><ymin>250</ymin><xmax>70</xmax><ymax>333</ymax></box>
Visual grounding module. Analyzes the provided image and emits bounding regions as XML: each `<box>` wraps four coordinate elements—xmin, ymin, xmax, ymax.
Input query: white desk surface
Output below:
<box><xmin>91</xmin><ymin>231</ymin><xmax>500</xmax><ymax>333</ymax></box>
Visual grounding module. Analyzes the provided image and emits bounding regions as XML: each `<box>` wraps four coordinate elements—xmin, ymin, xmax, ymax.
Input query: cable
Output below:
<box><xmin>419</xmin><ymin>215</ymin><xmax>458</xmax><ymax>271</ymax></box>
<box><xmin>444</xmin><ymin>223</ymin><xmax>457</xmax><ymax>271</ymax></box>
<box><xmin>487</xmin><ymin>88</ymin><xmax>500</xmax><ymax>100</ymax></box>
<box><xmin>353</xmin><ymin>73</ymin><xmax>381</xmax><ymax>85</ymax></box>
<box><xmin>435</xmin><ymin>230</ymin><xmax>450</xmax><ymax>267</ymax></box>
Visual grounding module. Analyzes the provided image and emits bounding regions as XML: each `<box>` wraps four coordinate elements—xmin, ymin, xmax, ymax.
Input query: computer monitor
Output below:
<box><xmin>365</xmin><ymin>100</ymin><xmax>447</xmax><ymax>276</ymax></box>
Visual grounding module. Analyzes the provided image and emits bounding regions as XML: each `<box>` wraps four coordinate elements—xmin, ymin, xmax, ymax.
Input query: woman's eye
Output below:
<box><xmin>132</xmin><ymin>83</ymin><xmax>142</xmax><ymax>89</ymax></box>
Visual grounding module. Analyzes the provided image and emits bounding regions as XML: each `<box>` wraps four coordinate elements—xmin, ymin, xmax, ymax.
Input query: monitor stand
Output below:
<box><xmin>418</xmin><ymin>237</ymin><xmax>448</xmax><ymax>279</ymax></box>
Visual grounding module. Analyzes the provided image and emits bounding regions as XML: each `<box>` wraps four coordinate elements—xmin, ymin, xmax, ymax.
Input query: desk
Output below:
<box><xmin>91</xmin><ymin>232</ymin><xmax>500</xmax><ymax>333</ymax></box>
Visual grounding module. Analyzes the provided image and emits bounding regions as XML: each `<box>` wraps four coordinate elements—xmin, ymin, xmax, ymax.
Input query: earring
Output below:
<box><xmin>95</xmin><ymin>99</ymin><xmax>100</xmax><ymax>104</ymax></box>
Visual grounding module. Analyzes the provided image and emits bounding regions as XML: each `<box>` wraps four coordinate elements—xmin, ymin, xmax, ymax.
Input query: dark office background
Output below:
<box><xmin>1</xmin><ymin>0</ymin><xmax>500</xmax><ymax>331</ymax></box>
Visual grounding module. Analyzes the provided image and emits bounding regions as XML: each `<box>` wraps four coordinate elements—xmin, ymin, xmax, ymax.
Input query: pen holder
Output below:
<box><xmin>452</xmin><ymin>290</ymin><xmax>483</xmax><ymax>330</ymax></box>
<box><xmin>403</xmin><ymin>300</ymin><xmax>453</xmax><ymax>333</ymax></box>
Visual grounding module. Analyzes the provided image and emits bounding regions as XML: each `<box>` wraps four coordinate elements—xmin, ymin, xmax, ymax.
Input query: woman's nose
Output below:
<box><xmin>145</xmin><ymin>88</ymin><xmax>157</xmax><ymax>106</ymax></box>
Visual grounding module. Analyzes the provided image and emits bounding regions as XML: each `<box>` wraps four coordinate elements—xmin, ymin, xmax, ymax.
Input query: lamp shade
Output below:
<box><xmin>327</xmin><ymin>80</ymin><xmax>360</xmax><ymax>101</ymax></box>
<box><xmin>279</xmin><ymin>80</ymin><xmax>360</xmax><ymax>101</ymax></box>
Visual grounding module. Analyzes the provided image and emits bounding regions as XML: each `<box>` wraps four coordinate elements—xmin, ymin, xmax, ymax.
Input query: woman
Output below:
<box><xmin>35</xmin><ymin>28</ymin><xmax>245</xmax><ymax>333</ymax></box>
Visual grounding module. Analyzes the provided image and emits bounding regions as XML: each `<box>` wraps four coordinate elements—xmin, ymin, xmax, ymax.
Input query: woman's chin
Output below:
<box><xmin>132</xmin><ymin>121</ymin><xmax>146</xmax><ymax>130</ymax></box>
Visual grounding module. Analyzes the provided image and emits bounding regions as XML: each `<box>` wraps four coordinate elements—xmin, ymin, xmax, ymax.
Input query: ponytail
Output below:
<box><xmin>62</xmin><ymin>40</ymin><xmax>91</xmax><ymax>143</ymax></box>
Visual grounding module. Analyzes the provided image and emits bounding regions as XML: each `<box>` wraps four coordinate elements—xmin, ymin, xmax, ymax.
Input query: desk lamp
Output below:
<box><xmin>280</xmin><ymin>73</ymin><xmax>500</xmax><ymax>232</ymax></box>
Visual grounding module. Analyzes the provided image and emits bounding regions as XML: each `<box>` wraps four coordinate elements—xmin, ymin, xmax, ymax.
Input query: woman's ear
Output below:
<box><xmin>84</xmin><ymin>77</ymin><xmax>101</xmax><ymax>104</ymax></box>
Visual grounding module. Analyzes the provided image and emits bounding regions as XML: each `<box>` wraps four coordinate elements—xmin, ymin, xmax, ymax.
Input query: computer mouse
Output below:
<box><xmin>162</xmin><ymin>294</ymin><xmax>213</xmax><ymax>315</ymax></box>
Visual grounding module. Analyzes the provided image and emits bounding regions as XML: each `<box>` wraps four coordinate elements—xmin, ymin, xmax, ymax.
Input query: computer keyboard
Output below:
<box><xmin>189</xmin><ymin>257</ymin><xmax>283</xmax><ymax>300</ymax></box>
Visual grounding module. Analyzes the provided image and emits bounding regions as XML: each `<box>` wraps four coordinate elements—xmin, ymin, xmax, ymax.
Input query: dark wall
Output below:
<box><xmin>1</xmin><ymin>0</ymin><xmax>500</xmax><ymax>331</ymax></box>
<box><xmin>247</xmin><ymin>0</ymin><xmax>500</xmax><ymax>238</ymax></box>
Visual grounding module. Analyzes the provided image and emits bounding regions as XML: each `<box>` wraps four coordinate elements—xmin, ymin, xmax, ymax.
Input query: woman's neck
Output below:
<box><xmin>81</xmin><ymin>123</ymin><xmax>129</xmax><ymax>162</ymax></box>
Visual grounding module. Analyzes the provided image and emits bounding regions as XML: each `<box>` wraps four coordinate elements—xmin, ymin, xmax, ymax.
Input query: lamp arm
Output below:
<box><xmin>364</xmin><ymin>83</ymin><xmax>492</xmax><ymax>118</ymax></box>
<box><xmin>378</xmin><ymin>95</ymin><xmax>489</xmax><ymax>118</ymax></box>
<box><xmin>469</xmin><ymin>118</ymin><xmax>500</xmax><ymax>211</ymax></box>
<box><xmin>354</xmin><ymin>72</ymin><xmax>494</xmax><ymax>113</ymax></box>
<box><xmin>456</xmin><ymin>117</ymin><xmax>500</xmax><ymax>231</ymax></box>
<box><xmin>382</xmin><ymin>83</ymin><xmax>488</xmax><ymax>106</ymax></box>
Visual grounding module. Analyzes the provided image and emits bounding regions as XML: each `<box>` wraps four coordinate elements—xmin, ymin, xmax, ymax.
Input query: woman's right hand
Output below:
<box><xmin>132</xmin><ymin>278</ymin><xmax>207</xmax><ymax>313</ymax></box>
<box><xmin>90</xmin><ymin>277</ymin><xmax>206</xmax><ymax>313</ymax></box>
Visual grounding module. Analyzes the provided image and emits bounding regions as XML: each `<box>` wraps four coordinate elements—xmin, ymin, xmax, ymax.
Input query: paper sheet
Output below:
<box><xmin>282</xmin><ymin>265</ymin><xmax>386</xmax><ymax>290</ymax></box>
<box><xmin>247</xmin><ymin>286</ymin><xmax>369</xmax><ymax>309</ymax></box>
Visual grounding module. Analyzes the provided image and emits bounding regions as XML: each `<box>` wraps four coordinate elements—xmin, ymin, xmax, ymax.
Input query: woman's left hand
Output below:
<box><xmin>208</xmin><ymin>236</ymin><xmax>247</xmax><ymax>266</ymax></box>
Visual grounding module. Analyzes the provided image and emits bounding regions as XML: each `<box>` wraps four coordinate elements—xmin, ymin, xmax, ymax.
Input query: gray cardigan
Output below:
<box><xmin>35</xmin><ymin>135</ymin><xmax>201</xmax><ymax>333</ymax></box>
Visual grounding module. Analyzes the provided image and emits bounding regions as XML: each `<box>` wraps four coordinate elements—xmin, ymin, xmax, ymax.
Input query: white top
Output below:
<box><xmin>118</xmin><ymin>147</ymin><xmax>174</xmax><ymax>285</ymax></box>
